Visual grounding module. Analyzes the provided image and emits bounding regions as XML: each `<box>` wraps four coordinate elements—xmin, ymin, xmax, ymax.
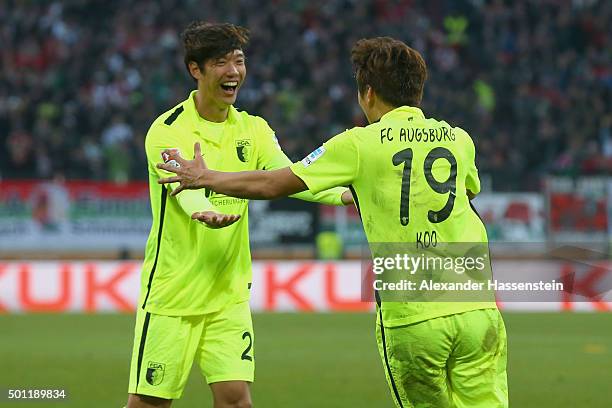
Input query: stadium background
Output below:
<box><xmin>1</xmin><ymin>0</ymin><xmax>611</xmax><ymax>407</ymax></box>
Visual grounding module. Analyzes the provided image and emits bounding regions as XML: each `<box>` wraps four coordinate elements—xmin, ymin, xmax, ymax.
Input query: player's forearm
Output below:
<box><xmin>201</xmin><ymin>168</ymin><xmax>304</xmax><ymax>200</ymax></box>
<box><xmin>260</xmin><ymin>152</ymin><xmax>346</xmax><ymax>204</ymax></box>
<box><xmin>289</xmin><ymin>187</ymin><xmax>347</xmax><ymax>206</ymax></box>
<box><xmin>261</xmin><ymin>150</ymin><xmax>348</xmax><ymax>205</ymax></box>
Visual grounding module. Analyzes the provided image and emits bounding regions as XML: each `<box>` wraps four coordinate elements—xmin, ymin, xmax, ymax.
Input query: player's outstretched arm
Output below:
<box><xmin>253</xmin><ymin>118</ymin><xmax>351</xmax><ymax>206</ymax></box>
<box><xmin>259</xmin><ymin>139</ymin><xmax>352</xmax><ymax>206</ymax></box>
<box><xmin>157</xmin><ymin>143</ymin><xmax>306</xmax><ymax>200</ymax></box>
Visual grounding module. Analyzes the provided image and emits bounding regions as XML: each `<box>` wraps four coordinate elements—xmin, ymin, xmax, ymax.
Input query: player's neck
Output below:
<box><xmin>367</xmin><ymin>102</ymin><xmax>397</xmax><ymax>123</ymax></box>
<box><xmin>194</xmin><ymin>91</ymin><xmax>229</xmax><ymax>123</ymax></box>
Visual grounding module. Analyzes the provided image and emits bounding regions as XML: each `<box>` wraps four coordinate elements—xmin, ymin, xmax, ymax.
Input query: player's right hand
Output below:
<box><xmin>191</xmin><ymin>211</ymin><xmax>241</xmax><ymax>229</ymax></box>
<box><xmin>157</xmin><ymin>142</ymin><xmax>208</xmax><ymax>196</ymax></box>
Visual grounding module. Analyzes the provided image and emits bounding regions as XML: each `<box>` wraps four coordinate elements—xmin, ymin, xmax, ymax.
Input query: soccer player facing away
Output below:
<box><xmin>126</xmin><ymin>22</ymin><xmax>350</xmax><ymax>408</ymax></box>
<box><xmin>158</xmin><ymin>37</ymin><xmax>509</xmax><ymax>408</ymax></box>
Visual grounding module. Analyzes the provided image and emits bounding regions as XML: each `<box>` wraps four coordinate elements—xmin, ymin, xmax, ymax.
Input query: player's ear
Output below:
<box><xmin>366</xmin><ymin>85</ymin><xmax>376</xmax><ymax>107</ymax></box>
<box><xmin>188</xmin><ymin>61</ymin><xmax>203</xmax><ymax>80</ymax></box>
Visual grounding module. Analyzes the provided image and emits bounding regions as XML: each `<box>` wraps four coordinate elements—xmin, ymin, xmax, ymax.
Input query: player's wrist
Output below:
<box><xmin>199</xmin><ymin>168</ymin><xmax>214</xmax><ymax>189</ymax></box>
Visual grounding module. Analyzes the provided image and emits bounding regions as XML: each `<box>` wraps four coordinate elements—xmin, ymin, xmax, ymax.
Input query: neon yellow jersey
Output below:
<box><xmin>142</xmin><ymin>91</ymin><xmax>344</xmax><ymax>315</ymax></box>
<box><xmin>291</xmin><ymin>106</ymin><xmax>496</xmax><ymax>326</ymax></box>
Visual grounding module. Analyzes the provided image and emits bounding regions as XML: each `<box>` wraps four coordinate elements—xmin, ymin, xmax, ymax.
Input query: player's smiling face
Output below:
<box><xmin>200</xmin><ymin>49</ymin><xmax>246</xmax><ymax>108</ymax></box>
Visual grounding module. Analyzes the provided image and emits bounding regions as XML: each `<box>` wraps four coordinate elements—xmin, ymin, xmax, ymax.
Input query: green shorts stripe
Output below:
<box><xmin>378</xmin><ymin>307</ymin><xmax>404</xmax><ymax>408</ymax></box>
<box><xmin>135</xmin><ymin>312</ymin><xmax>151</xmax><ymax>392</ymax></box>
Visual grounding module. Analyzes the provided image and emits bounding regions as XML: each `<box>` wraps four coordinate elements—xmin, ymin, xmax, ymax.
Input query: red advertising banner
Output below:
<box><xmin>0</xmin><ymin>261</ymin><xmax>609</xmax><ymax>313</ymax></box>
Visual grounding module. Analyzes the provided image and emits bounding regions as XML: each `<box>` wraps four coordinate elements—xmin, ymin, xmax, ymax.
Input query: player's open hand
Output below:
<box><xmin>157</xmin><ymin>142</ymin><xmax>208</xmax><ymax>196</ymax></box>
<box><xmin>191</xmin><ymin>211</ymin><xmax>241</xmax><ymax>229</ymax></box>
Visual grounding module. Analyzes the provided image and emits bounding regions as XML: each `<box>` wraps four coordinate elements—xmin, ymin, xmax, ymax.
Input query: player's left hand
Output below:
<box><xmin>191</xmin><ymin>211</ymin><xmax>241</xmax><ymax>228</ymax></box>
<box><xmin>157</xmin><ymin>142</ymin><xmax>207</xmax><ymax>196</ymax></box>
<box><xmin>341</xmin><ymin>189</ymin><xmax>354</xmax><ymax>205</ymax></box>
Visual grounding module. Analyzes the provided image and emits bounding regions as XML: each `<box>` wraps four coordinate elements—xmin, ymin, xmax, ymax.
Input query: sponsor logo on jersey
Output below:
<box><xmin>236</xmin><ymin>139</ymin><xmax>252</xmax><ymax>162</ymax></box>
<box><xmin>301</xmin><ymin>146</ymin><xmax>326</xmax><ymax>167</ymax></box>
<box><xmin>146</xmin><ymin>361</ymin><xmax>166</xmax><ymax>386</ymax></box>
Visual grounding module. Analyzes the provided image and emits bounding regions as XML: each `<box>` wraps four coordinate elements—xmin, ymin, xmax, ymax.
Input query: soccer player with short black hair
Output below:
<box><xmin>126</xmin><ymin>22</ymin><xmax>350</xmax><ymax>408</ymax></box>
<box><xmin>158</xmin><ymin>37</ymin><xmax>509</xmax><ymax>408</ymax></box>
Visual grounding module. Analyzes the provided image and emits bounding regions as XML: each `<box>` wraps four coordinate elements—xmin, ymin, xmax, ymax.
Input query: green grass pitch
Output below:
<box><xmin>1</xmin><ymin>312</ymin><xmax>611</xmax><ymax>407</ymax></box>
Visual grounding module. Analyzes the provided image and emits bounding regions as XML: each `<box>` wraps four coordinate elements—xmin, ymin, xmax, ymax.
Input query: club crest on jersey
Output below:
<box><xmin>146</xmin><ymin>361</ymin><xmax>165</xmax><ymax>386</ymax></box>
<box><xmin>236</xmin><ymin>139</ymin><xmax>252</xmax><ymax>163</ymax></box>
<box><xmin>301</xmin><ymin>146</ymin><xmax>326</xmax><ymax>167</ymax></box>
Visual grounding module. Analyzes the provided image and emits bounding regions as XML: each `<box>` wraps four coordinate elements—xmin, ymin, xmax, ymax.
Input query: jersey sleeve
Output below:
<box><xmin>145</xmin><ymin>123</ymin><xmax>184</xmax><ymax>180</ymax></box>
<box><xmin>145</xmin><ymin>123</ymin><xmax>216</xmax><ymax>215</ymax></box>
<box><xmin>254</xmin><ymin>117</ymin><xmax>289</xmax><ymax>171</ymax></box>
<box><xmin>464</xmin><ymin>130</ymin><xmax>481</xmax><ymax>196</ymax></box>
<box><xmin>290</xmin><ymin>129</ymin><xmax>359</xmax><ymax>195</ymax></box>
<box><xmin>255</xmin><ymin>117</ymin><xmax>347</xmax><ymax>206</ymax></box>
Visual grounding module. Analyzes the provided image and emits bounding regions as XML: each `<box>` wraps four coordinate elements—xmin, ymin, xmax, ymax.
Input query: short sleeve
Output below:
<box><xmin>290</xmin><ymin>129</ymin><xmax>359</xmax><ymax>194</ymax></box>
<box><xmin>255</xmin><ymin>117</ymin><xmax>290</xmax><ymax>170</ymax></box>
<box><xmin>145</xmin><ymin>123</ymin><xmax>182</xmax><ymax>180</ymax></box>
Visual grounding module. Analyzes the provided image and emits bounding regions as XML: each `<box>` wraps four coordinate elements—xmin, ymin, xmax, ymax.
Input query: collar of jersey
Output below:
<box><xmin>184</xmin><ymin>90</ymin><xmax>239</xmax><ymax>145</ymax></box>
<box><xmin>380</xmin><ymin>106</ymin><xmax>425</xmax><ymax>122</ymax></box>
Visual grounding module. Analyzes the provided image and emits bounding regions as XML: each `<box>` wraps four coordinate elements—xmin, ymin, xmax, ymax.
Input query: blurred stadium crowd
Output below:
<box><xmin>1</xmin><ymin>0</ymin><xmax>610</xmax><ymax>190</ymax></box>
